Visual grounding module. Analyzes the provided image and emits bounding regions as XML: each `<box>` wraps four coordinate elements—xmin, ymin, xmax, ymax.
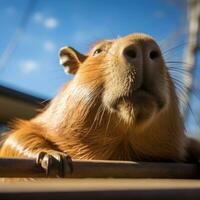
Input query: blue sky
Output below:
<box><xmin>2</xmin><ymin>0</ymin><xmax>200</xmax><ymax>135</ymax></box>
<box><xmin>0</xmin><ymin>0</ymin><xmax>187</xmax><ymax>98</ymax></box>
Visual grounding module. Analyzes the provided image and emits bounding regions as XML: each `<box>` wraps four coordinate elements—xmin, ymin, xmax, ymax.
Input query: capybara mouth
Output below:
<box><xmin>112</xmin><ymin>85</ymin><xmax>165</xmax><ymax>112</ymax></box>
<box><xmin>133</xmin><ymin>88</ymin><xmax>165</xmax><ymax>110</ymax></box>
<box><xmin>134</xmin><ymin>84</ymin><xmax>165</xmax><ymax>109</ymax></box>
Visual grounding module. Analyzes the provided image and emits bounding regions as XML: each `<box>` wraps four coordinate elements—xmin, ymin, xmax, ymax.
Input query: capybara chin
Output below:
<box><xmin>1</xmin><ymin>33</ymin><xmax>200</xmax><ymax>172</ymax></box>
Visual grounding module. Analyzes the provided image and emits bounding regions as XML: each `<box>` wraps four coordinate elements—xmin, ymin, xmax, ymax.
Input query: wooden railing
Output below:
<box><xmin>0</xmin><ymin>157</ymin><xmax>200</xmax><ymax>179</ymax></box>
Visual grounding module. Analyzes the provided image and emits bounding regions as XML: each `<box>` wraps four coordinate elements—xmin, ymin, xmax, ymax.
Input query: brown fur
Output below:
<box><xmin>0</xmin><ymin>33</ymin><xmax>200</xmax><ymax>163</ymax></box>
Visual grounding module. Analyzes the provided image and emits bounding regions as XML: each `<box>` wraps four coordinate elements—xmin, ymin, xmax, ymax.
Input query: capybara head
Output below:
<box><xmin>59</xmin><ymin>33</ymin><xmax>170</xmax><ymax>129</ymax></box>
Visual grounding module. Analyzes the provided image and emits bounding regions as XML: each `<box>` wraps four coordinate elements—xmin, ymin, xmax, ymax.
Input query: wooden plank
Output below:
<box><xmin>0</xmin><ymin>179</ymin><xmax>200</xmax><ymax>200</ymax></box>
<box><xmin>0</xmin><ymin>157</ymin><xmax>200</xmax><ymax>179</ymax></box>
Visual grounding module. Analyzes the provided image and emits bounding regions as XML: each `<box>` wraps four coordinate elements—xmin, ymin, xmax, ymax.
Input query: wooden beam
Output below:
<box><xmin>1</xmin><ymin>179</ymin><xmax>200</xmax><ymax>200</ymax></box>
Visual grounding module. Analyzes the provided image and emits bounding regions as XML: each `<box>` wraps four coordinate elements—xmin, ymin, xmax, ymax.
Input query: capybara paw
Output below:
<box><xmin>36</xmin><ymin>151</ymin><xmax>72</xmax><ymax>177</ymax></box>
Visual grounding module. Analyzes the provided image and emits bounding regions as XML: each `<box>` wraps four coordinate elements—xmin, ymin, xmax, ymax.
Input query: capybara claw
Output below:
<box><xmin>36</xmin><ymin>151</ymin><xmax>73</xmax><ymax>177</ymax></box>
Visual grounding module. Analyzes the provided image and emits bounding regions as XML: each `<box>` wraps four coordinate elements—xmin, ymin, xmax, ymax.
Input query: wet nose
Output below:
<box><xmin>123</xmin><ymin>41</ymin><xmax>161</xmax><ymax>64</ymax></box>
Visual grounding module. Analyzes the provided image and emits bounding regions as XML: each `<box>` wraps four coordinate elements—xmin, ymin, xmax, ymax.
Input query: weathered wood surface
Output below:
<box><xmin>0</xmin><ymin>179</ymin><xmax>200</xmax><ymax>200</ymax></box>
<box><xmin>0</xmin><ymin>157</ymin><xmax>200</xmax><ymax>179</ymax></box>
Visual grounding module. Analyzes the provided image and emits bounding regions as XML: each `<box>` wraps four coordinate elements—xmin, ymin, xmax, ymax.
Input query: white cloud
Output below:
<box><xmin>33</xmin><ymin>13</ymin><xmax>58</xmax><ymax>29</ymax></box>
<box><xmin>33</xmin><ymin>12</ymin><xmax>43</xmax><ymax>23</ymax></box>
<box><xmin>20</xmin><ymin>60</ymin><xmax>39</xmax><ymax>74</ymax></box>
<box><xmin>43</xmin><ymin>40</ymin><xmax>55</xmax><ymax>52</ymax></box>
<box><xmin>44</xmin><ymin>18</ymin><xmax>58</xmax><ymax>29</ymax></box>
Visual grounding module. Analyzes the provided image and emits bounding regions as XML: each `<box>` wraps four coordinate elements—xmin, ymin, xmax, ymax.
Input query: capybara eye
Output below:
<box><xmin>93</xmin><ymin>48</ymin><xmax>103</xmax><ymax>56</ymax></box>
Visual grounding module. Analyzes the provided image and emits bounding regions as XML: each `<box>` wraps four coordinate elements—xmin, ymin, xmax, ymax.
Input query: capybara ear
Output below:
<box><xmin>59</xmin><ymin>46</ymin><xmax>87</xmax><ymax>74</ymax></box>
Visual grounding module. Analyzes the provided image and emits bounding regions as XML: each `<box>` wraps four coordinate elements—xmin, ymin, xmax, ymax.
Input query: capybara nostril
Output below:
<box><xmin>149</xmin><ymin>50</ymin><xmax>160</xmax><ymax>60</ymax></box>
<box><xmin>123</xmin><ymin>46</ymin><xmax>137</xmax><ymax>60</ymax></box>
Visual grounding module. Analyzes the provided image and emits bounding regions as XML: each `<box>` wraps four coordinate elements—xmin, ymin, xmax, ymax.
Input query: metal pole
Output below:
<box><xmin>183</xmin><ymin>0</ymin><xmax>200</xmax><ymax>119</ymax></box>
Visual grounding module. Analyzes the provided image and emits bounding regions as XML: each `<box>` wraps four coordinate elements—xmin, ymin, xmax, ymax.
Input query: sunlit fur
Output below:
<box><xmin>0</xmin><ymin>33</ymin><xmax>200</xmax><ymax>162</ymax></box>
